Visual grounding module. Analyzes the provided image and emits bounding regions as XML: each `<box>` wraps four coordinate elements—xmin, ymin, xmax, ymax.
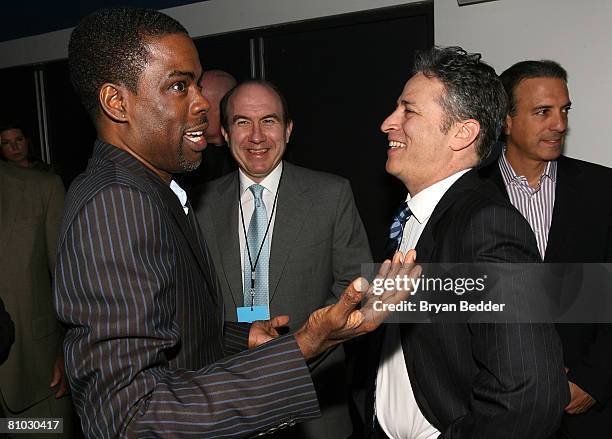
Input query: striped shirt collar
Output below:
<box><xmin>499</xmin><ymin>146</ymin><xmax>557</xmax><ymax>190</ymax></box>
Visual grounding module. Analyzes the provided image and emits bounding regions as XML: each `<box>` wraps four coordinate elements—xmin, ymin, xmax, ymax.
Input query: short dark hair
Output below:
<box><xmin>0</xmin><ymin>121</ymin><xmax>28</xmax><ymax>136</ymax></box>
<box><xmin>68</xmin><ymin>7</ymin><xmax>187</xmax><ymax>122</ymax></box>
<box><xmin>500</xmin><ymin>60</ymin><xmax>567</xmax><ymax>116</ymax></box>
<box><xmin>413</xmin><ymin>46</ymin><xmax>507</xmax><ymax>163</ymax></box>
<box><xmin>220</xmin><ymin>80</ymin><xmax>291</xmax><ymax>132</ymax></box>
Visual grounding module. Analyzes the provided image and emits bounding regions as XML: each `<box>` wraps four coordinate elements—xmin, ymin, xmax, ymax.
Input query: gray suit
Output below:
<box><xmin>0</xmin><ymin>161</ymin><xmax>73</xmax><ymax>437</ymax></box>
<box><xmin>195</xmin><ymin>161</ymin><xmax>372</xmax><ymax>438</ymax></box>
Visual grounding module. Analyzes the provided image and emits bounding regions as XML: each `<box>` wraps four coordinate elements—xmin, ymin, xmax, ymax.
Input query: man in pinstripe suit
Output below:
<box><xmin>53</xmin><ymin>7</ymin><xmax>419</xmax><ymax>438</ymax></box>
<box><xmin>480</xmin><ymin>60</ymin><xmax>612</xmax><ymax>438</ymax></box>
<box><xmin>355</xmin><ymin>47</ymin><xmax>568</xmax><ymax>439</ymax></box>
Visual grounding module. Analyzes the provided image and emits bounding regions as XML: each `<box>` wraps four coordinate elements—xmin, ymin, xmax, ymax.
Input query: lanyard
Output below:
<box><xmin>238</xmin><ymin>168</ymin><xmax>283</xmax><ymax>308</ymax></box>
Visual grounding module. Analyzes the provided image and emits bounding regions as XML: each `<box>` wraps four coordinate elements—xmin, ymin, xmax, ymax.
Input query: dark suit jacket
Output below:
<box><xmin>0</xmin><ymin>161</ymin><xmax>65</xmax><ymax>413</ymax></box>
<box><xmin>356</xmin><ymin>170</ymin><xmax>568</xmax><ymax>438</ymax></box>
<box><xmin>54</xmin><ymin>141</ymin><xmax>320</xmax><ymax>438</ymax></box>
<box><xmin>480</xmin><ymin>155</ymin><xmax>612</xmax><ymax>436</ymax></box>
<box><xmin>194</xmin><ymin>161</ymin><xmax>372</xmax><ymax>439</ymax></box>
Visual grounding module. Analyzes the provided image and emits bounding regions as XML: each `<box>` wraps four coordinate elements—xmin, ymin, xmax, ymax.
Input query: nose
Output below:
<box><xmin>249</xmin><ymin>122</ymin><xmax>265</xmax><ymax>144</ymax></box>
<box><xmin>550</xmin><ymin>111</ymin><xmax>568</xmax><ymax>133</ymax></box>
<box><xmin>381</xmin><ymin>108</ymin><xmax>400</xmax><ymax>134</ymax></box>
<box><xmin>192</xmin><ymin>87</ymin><xmax>210</xmax><ymax>116</ymax></box>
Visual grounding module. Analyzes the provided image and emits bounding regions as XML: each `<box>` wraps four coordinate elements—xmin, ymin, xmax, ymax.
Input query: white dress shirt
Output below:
<box><xmin>376</xmin><ymin>169</ymin><xmax>470</xmax><ymax>439</ymax></box>
<box><xmin>170</xmin><ymin>179</ymin><xmax>189</xmax><ymax>215</ymax></box>
<box><xmin>238</xmin><ymin>162</ymin><xmax>282</xmax><ymax>288</ymax></box>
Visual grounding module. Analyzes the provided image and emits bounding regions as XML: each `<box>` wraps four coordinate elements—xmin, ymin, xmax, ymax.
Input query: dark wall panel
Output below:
<box><xmin>263</xmin><ymin>5</ymin><xmax>433</xmax><ymax>259</ymax></box>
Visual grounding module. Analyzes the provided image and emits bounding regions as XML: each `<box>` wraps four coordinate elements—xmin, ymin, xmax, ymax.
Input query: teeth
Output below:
<box><xmin>184</xmin><ymin>133</ymin><xmax>203</xmax><ymax>143</ymax></box>
<box><xmin>389</xmin><ymin>140</ymin><xmax>407</xmax><ymax>149</ymax></box>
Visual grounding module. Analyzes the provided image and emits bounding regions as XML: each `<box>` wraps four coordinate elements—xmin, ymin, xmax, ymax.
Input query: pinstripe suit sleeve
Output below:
<box><xmin>223</xmin><ymin>321</ymin><xmax>251</xmax><ymax>356</ymax></box>
<box><xmin>444</xmin><ymin>204</ymin><xmax>567</xmax><ymax>439</ymax></box>
<box><xmin>55</xmin><ymin>184</ymin><xmax>319</xmax><ymax>438</ymax></box>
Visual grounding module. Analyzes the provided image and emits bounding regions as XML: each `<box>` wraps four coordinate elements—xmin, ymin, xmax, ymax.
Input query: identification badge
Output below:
<box><xmin>237</xmin><ymin>306</ymin><xmax>270</xmax><ymax>323</ymax></box>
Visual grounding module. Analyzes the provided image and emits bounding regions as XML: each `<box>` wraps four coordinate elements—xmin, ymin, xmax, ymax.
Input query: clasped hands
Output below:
<box><xmin>248</xmin><ymin>250</ymin><xmax>421</xmax><ymax>360</ymax></box>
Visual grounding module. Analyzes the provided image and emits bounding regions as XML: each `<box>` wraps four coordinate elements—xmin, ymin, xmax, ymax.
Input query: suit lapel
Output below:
<box><xmin>544</xmin><ymin>156</ymin><xmax>578</xmax><ymax>261</ymax></box>
<box><xmin>102</xmin><ymin>138</ymin><xmax>218</xmax><ymax>303</ymax></box>
<box><xmin>412</xmin><ymin>172</ymin><xmax>478</xmax><ymax>262</ymax></box>
<box><xmin>150</xmin><ymin>176</ymin><xmax>218</xmax><ymax>302</ymax></box>
<box><xmin>269</xmin><ymin>163</ymin><xmax>309</xmax><ymax>302</ymax></box>
<box><xmin>213</xmin><ymin>174</ymin><xmax>243</xmax><ymax>308</ymax></box>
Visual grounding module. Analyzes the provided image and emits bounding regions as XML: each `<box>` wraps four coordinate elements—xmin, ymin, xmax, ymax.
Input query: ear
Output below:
<box><xmin>504</xmin><ymin>114</ymin><xmax>512</xmax><ymax>136</ymax></box>
<box><xmin>221</xmin><ymin>126</ymin><xmax>229</xmax><ymax>144</ymax></box>
<box><xmin>285</xmin><ymin>120</ymin><xmax>294</xmax><ymax>143</ymax></box>
<box><xmin>99</xmin><ymin>83</ymin><xmax>128</xmax><ymax>123</ymax></box>
<box><xmin>449</xmin><ymin>119</ymin><xmax>480</xmax><ymax>152</ymax></box>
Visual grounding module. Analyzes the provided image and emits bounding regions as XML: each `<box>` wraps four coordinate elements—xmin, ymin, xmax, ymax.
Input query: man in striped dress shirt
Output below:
<box><xmin>480</xmin><ymin>60</ymin><xmax>612</xmax><ymax>438</ymax></box>
<box><xmin>54</xmin><ymin>7</ymin><xmax>417</xmax><ymax>438</ymax></box>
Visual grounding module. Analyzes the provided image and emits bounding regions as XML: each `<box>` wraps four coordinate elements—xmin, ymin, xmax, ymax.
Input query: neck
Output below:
<box><xmin>100</xmin><ymin>133</ymin><xmax>172</xmax><ymax>184</ymax></box>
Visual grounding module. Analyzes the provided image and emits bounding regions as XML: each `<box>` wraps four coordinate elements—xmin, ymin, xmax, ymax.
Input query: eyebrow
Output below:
<box><xmin>533</xmin><ymin>101</ymin><xmax>572</xmax><ymax>110</ymax></box>
<box><xmin>168</xmin><ymin>70</ymin><xmax>196</xmax><ymax>80</ymax></box>
<box><xmin>232</xmin><ymin>113</ymin><xmax>282</xmax><ymax>122</ymax></box>
<box><xmin>399</xmin><ymin>99</ymin><xmax>416</xmax><ymax>107</ymax></box>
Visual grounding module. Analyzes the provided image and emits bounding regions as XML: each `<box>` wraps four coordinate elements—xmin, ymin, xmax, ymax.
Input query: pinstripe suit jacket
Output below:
<box><xmin>480</xmin><ymin>155</ymin><xmax>612</xmax><ymax>436</ymax></box>
<box><xmin>53</xmin><ymin>141</ymin><xmax>320</xmax><ymax>438</ymax></box>
<box><xmin>358</xmin><ymin>170</ymin><xmax>568</xmax><ymax>438</ymax></box>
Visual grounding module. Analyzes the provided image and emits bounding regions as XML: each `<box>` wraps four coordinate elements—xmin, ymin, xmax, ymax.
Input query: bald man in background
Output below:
<box><xmin>202</xmin><ymin>70</ymin><xmax>237</xmax><ymax>146</ymax></box>
<box><xmin>178</xmin><ymin>69</ymin><xmax>238</xmax><ymax>190</ymax></box>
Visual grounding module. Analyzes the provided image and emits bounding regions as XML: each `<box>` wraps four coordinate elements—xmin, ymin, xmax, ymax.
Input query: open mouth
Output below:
<box><xmin>246</xmin><ymin>148</ymin><xmax>270</xmax><ymax>156</ymax></box>
<box><xmin>184</xmin><ymin>129</ymin><xmax>206</xmax><ymax>148</ymax></box>
<box><xmin>389</xmin><ymin>140</ymin><xmax>407</xmax><ymax>149</ymax></box>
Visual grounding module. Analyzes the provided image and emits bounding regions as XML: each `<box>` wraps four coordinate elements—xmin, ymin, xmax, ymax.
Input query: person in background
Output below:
<box><xmin>480</xmin><ymin>59</ymin><xmax>612</xmax><ymax>438</ymax></box>
<box><xmin>194</xmin><ymin>79</ymin><xmax>372</xmax><ymax>438</ymax></box>
<box><xmin>0</xmin><ymin>122</ymin><xmax>52</xmax><ymax>172</ymax></box>
<box><xmin>0</xmin><ymin>159</ymin><xmax>72</xmax><ymax>438</ymax></box>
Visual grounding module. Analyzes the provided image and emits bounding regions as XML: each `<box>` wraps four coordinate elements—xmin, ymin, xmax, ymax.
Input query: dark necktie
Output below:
<box><xmin>388</xmin><ymin>201</ymin><xmax>412</xmax><ymax>254</ymax></box>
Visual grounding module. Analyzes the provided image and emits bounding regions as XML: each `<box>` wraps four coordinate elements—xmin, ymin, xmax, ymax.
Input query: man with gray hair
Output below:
<box><xmin>357</xmin><ymin>46</ymin><xmax>568</xmax><ymax>439</ymax></box>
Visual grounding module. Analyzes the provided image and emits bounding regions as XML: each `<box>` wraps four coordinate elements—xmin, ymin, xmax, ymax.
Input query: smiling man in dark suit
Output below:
<box><xmin>356</xmin><ymin>46</ymin><xmax>568</xmax><ymax>439</ymax></box>
<box><xmin>479</xmin><ymin>60</ymin><xmax>612</xmax><ymax>438</ymax></box>
<box><xmin>53</xmin><ymin>7</ymin><xmax>405</xmax><ymax>438</ymax></box>
<box><xmin>194</xmin><ymin>79</ymin><xmax>372</xmax><ymax>438</ymax></box>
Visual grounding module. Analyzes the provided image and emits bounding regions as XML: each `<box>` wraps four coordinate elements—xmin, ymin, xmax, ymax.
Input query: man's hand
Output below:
<box><xmin>49</xmin><ymin>356</ymin><xmax>69</xmax><ymax>398</ymax></box>
<box><xmin>248</xmin><ymin>315</ymin><xmax>290</xmax><ymax>349</ymax></box>
<box><xmin>295</xmin><ymin>250</ymin><xmax>421</xmax><ymax>360</ymax></box>
<box><xmin>565</xmin><ymin>380</ymin><xmax>596</xmax><ymax>414</ymax></box>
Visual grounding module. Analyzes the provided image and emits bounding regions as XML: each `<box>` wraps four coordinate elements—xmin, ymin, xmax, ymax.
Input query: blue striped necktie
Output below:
<box><xmin>389</xmin><ymin>201</ymin><xmax>412</xmax><ymax>252</ymax></box>
<box><xmin>243</xmin><ymin>184</ymin><xmax>269</xmax><ymax>307</ymax></box>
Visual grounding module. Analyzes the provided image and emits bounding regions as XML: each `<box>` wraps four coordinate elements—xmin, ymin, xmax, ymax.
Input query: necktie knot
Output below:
<box><xmin>389</xmin><ymin>201</ymin><xmax>412</xmax><ymax>241</ymax></box>
<box><xmin>249</xmin><ymin>184</ymin><xmax>265</xmax><ymax>207</ymax></box>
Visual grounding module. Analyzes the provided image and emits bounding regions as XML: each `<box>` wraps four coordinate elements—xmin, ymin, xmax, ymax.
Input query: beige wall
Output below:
<box><xmin>435</xmin><ymin>0</ymin><xmax>612</xmax><ymax>167</ymax></box>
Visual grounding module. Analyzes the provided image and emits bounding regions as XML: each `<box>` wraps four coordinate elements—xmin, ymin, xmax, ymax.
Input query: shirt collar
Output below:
<box><xmin>499</xmin><ymin>146</ymin><xmax>558</xmax><ymax>187</ymax></box>
<box><xmin>170</xmin><ymin>179</ymin><xmax>189</xmax><ymax>215</ymax></box>
<box><xmin>405</xmin><ymin>169</ymin><xmax>471</xmax><ymax>224</ymax></box>
<box><xmin>239</xmin><ymin>161</ymin><xmax>283</xmax><ymax>196</ymax></box>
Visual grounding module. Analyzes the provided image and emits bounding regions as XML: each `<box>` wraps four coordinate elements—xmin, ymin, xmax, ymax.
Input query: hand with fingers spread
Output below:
<box><xmin>294</xmin><ymin>250</ymin><xmax>421</xmax><ymax>360</ymax></box>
